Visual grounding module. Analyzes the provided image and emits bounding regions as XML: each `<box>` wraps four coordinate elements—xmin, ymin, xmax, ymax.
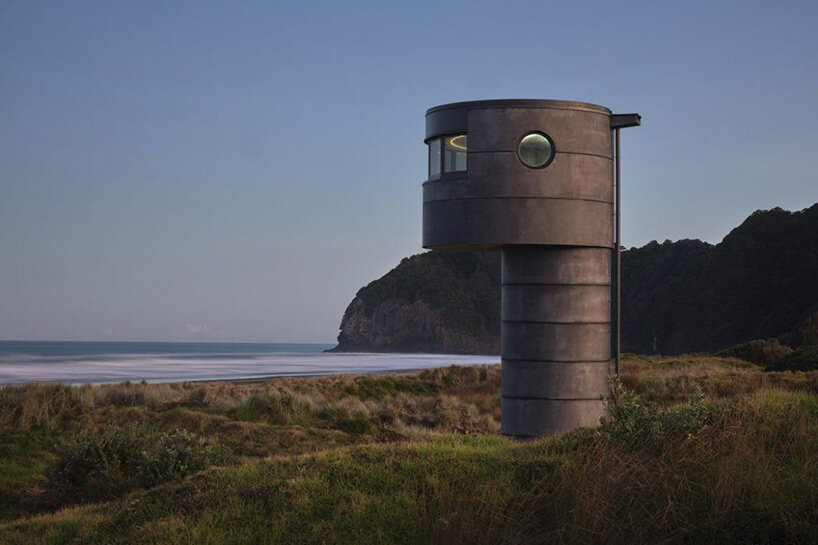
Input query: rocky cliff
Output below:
<box><xmin>331</xmin><ymin>204</ymin><xmax>818</xmax><ymax>355</ymax></box>
<box><xmin>330</xmin><ymin>252</ymin><xmax>500</xmax><ymax>354</ymax></box>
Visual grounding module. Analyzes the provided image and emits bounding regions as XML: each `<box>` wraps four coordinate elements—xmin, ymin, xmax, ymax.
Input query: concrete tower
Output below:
<box><xmin>422</xmin><ymin>99</ymin><xmax>639</xmax><ymax>438</ymax></box>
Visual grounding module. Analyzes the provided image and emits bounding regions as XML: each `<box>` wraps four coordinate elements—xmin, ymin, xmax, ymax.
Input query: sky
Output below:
<box><xmin>2</xmin><ymin>1</ymin><xmax>817</xmax><ymax>343</ymax></box>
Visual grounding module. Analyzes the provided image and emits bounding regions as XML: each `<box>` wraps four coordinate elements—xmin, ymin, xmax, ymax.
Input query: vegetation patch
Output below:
<box><xmin>767</xmin><ymin>345</ymin><xmax>818</xmax><ymax>372</ymax></box>
<box><xmin>2</xmin><ymin>389</ymin><xmax>817</xmax><ymax>544</ymax></box>
<box><xmin>716</xmin><ymin>337</ymin><xmax>792</xmax><ymax>366</ymax></box>
<box><xmin>48</xmin><ymin>426</ymin><xmax>233</xmax><ymax>492</ymax></box>
<box><xmin>0</xmin><ymin>356</ymin><xmax>816</xmax><ymax>542</ymax></box>
<box><xmin>228</xmin><ymin>393</ymin><xmax>314</xmax><ymax>426</ymax></box>
<box><xmin>599</xmin><ymin>388</ymin><xmax>731</xmax><ymax>448</ymax></box>
<box><xmin>341</xmin><ymin>376</ymin><xmax>434</xmax><ymax>400</ymax></box>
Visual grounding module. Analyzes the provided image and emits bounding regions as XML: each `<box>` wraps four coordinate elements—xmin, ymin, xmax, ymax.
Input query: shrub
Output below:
<box><xmin>137</xmin><ymin>429</ymin><xmax>233</xmax><ymax>487</ymax></box>
<box><xmin>767</xmin><ymin>345</ymin><xmax>818</xmax><ymax>372</ymax></box>
<box><xmin>47</xmin><ymin>426</ymin><xmax>233</xmax><ymax>490</ymax></box>
<box><xmin>600</xmin><ymin>388</ymin><xmax>730</xmax><ymax>447</ymax></box>
<box><xmin>47</xmin><ymin>426</ymin><xmax>144</xmax><ymax>488</ymax></box>
<box><xmin>716</xmin><ymin>338</ymin><xmax>791</xmax><ymax>366</ymax></box>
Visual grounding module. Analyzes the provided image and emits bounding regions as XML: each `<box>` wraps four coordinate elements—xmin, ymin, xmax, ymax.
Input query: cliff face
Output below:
<box><xmin>331</xmin><ymin>204</ymin><xmax>818</xmax><ymax>355</ymax></box>
<box><xmin>331</xmin><ymin>252</ymin><xmax>500</xmax><ymax>354</ymax></box>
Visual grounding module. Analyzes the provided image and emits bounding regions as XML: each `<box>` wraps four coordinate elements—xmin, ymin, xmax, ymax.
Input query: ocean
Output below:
<box><xmin>0</xmin><ymin>341</ymin><xmax>499</xmax><ymax>385</ymax></box>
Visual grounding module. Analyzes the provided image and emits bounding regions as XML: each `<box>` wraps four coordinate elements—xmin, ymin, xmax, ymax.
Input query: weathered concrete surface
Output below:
<box><xmin>423</xmin><ymin>100</ymin><xmax>614</xmax><ymax>437</ymax></box>
<box><xmin>500</xmin><ymin>246</ymin><xmax>610</xmax><ymax>437</ymax></box>
<box><xmin>501</xmin><ymin>397</ymin><xmax>607</xmax><ymax>437</ymax></box>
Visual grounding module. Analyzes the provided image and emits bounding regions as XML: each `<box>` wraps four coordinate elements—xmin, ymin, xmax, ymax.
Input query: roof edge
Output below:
<box><xmin>426</xmin><ymin>99</ymin><xmax>611</xmax><ymax>116</ymax></box>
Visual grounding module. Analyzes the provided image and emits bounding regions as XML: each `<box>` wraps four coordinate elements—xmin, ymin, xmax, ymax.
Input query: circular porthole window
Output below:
<box><xmin>517</xmin><ymin>132</ymin><xmax>555</xmax><ymax>169</ymax></box>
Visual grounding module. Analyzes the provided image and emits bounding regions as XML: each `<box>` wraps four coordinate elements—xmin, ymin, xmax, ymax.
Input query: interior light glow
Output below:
<box><xmin>446</xmin><ymin>134</ymin><xmax>467</xmax><ymax>151</ymax></box>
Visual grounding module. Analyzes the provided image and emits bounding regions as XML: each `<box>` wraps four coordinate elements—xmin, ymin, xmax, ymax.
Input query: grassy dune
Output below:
<box><xmin>1</xmin><ymin>357</ymin><xmax>816</xmax><ymax>544</ymax></box>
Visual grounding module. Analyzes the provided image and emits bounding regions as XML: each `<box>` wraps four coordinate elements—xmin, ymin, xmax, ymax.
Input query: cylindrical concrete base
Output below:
<box><xmin>500</xmin><ymin>246</ymin><xmax>611</xmax><ymax>438</ymax></box>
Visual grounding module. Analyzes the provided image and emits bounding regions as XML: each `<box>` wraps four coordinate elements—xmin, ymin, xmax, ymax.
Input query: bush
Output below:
<box><xmin>47</xmin><ymin>426</ymin><xmax>233</xmax><ymax>490</ymax></box>
<box><xmin>716</xmin><ymin>338</ymin><xmax>791</xmax><ymax>366</ymax></box>
<box><xmin>47</xmin><ymin>427</ymin><xmax>143</xmax><ymax>489</ymax></box>
<box><xmin>137</xmin><ymin>429</ymin><xmax>233</xmax><ymax>487</ymax></box>
<box><xmin>600</xmin><ymin>388</ymin><xmax>730</xmax><ymax>447</ymax></box>
<box><xmin>767</xmin><ymin>345</ymin><xmax>818</xmax><ymax>372</ymax></box>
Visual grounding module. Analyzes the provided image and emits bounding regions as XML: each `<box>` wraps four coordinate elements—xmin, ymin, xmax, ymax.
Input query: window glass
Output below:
<box><xmin>443</xmin><ymin>134</ymin><xmax>467</xmax><ymax>173</ymax></box>
<box><xmin>428</xmin><ymin>138</ymin><xmax>441</xmax><ymax>179</ymax></box>
<box><xmin>517</xmin><ymin>132</ymin><xmax>554</xmax><ymax>168</ymax></box>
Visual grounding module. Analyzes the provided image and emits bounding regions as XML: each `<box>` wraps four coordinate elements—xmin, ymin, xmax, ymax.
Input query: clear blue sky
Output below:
<box><xmin>2</xmin><ymin>1</ymin><xmax>817</xmax><ymax>343</ymax></box>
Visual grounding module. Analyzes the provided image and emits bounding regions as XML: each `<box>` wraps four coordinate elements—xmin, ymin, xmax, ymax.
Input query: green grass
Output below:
<box><xmin>1</xmin><ymin>358</ymin><xmax>817</xmax><ymax>543</ymax></box>
<box><xmin>0</xmin><ymin>428</ymin><xmax>59</xmax><ymax>521</ymax></box>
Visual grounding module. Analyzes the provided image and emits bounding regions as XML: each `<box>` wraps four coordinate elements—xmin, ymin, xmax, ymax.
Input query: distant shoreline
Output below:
<box><xmin>0</xmin><ymin>341</ymin><xmax>499</xmax><ymax>386</ymax></box>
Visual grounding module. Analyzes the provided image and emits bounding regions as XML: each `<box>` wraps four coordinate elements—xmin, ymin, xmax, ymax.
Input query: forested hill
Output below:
<box><xmin>330</xmin><ymin>204</ymin><xmax>818</xmax><ymax>355</ymax></box>
<box><xmin>622</xmin><ymin>204</ymin><xmax>818</xmax><ymax>353</ymax></box>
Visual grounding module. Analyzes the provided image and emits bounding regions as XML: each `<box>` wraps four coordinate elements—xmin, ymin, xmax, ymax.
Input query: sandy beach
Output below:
<box><xmin>0</xmin><ymin>341</ymin><xmax>499</xmax><ymax>385</ymax></box>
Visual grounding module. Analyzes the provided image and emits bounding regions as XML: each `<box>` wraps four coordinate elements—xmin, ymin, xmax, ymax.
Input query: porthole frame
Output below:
<box><xmin>516</xmin><ymin>131</ymin><xmax>556</xmax><ymax>170</ymax></box>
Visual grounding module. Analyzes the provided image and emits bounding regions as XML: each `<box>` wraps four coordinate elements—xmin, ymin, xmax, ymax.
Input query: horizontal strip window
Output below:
<box><xmin>428</xmin><ymin>134</ymin><xmax>467</xmax><ymax>180</ymax></box>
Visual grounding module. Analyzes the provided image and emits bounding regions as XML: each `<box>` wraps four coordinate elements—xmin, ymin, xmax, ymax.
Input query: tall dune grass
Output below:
<box><xmin>2</xmin><ymin>388</ymin><xmax>815</xmax><ymax>544</ymax></box>
<box><xmin>0</xmin><ymin>357</ymin><xmax>816</xmax><ymax>543</ymax></box>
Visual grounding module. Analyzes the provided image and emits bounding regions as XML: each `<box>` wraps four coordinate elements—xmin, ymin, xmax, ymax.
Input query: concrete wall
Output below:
<box><xmin>422</xmin><ymin>99</ymin><xmax>614</xmax><ymax>437</ymax></box>
<box><xmin>500</xmin><ymin>246</ymin><xmax>610</xmax><ymax>437</ymax></box>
